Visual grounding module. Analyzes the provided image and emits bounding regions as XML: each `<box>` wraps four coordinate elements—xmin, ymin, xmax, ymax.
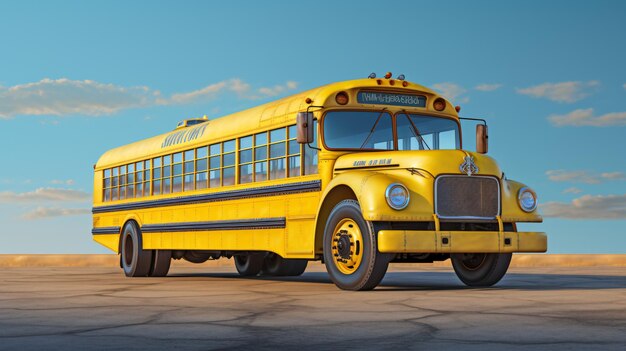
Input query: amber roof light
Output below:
<box><xmin>433</xmin><ymin>98</ymin><xmax>446</xmax><ymax>111</ymax></box>
<box><xmin>335</xmin><ymin>92</ymin><xmax>349</xmax><ymax>105</ymax></box>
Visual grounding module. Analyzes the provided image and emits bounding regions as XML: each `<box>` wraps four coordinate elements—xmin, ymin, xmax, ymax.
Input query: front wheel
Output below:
<box><xmin>323</xmin><ymin>200</ymin><xmax>391</xmax><ymax>291</ymax></box>
<box><xmin>451</xmin><ymin>253</ymin><xmax>512</xmax><ymax>287</ymax></box>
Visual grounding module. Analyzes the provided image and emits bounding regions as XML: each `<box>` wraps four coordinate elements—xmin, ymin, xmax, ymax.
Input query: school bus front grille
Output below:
<box><xmin>435</xmin><ymin>175</ymin><xmax>500</xmax><ymax>220</ymax></box>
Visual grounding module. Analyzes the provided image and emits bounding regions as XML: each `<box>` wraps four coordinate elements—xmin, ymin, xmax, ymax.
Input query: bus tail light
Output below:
<box><xmin>336</xmin><ymin>92</ymin><xmax>349</xmax><ymax>105</ymax></box>
<box><xmin>434</xmin><ymin>98</ymin><xmax>446</xmax><ymax>111</ymax></box>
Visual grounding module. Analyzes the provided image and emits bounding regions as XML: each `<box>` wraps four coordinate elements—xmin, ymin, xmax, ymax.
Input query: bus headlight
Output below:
<box><xmin>385</xmin><ymin>183</ymin><xmax>410</xmax><ymax>210</ymax></box>
<box><xmin>518</xmin><ymin>187</ymin><xmax>537</xmax><ymax>212</ymax></box>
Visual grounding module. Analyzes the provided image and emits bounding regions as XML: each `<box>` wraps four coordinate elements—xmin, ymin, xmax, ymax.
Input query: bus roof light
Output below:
<box><xmin>455</xmin><ymin>105</ymin><xmax>461</xmax><ymax>113</ymax></box>
<box><xmin>384</xmin><ymin>72</ymin><xmax>392</xmax><ymax>79</ymax></box>
<box><xmin>368</xmin><ymin>73</ymin><xmax>376</xmax><ymax>79</ymax></box>
<box><xmin>434</xmin><ymin>98</ymin><xmax>446</xmax><ymax>111</ymax></box>
<box><xmin>389</xmin><ymin>79</ymin><xmax>395</xmax><ymax>86</ymax></box>
<box><xmin>402</xmin><ymin>81</ymin><xmax>409</xmax><ymax>87</ymax></box>
<box><xmin>305</xmin><ymin>97</ymin><xmax>313</xmax><ymax>104</ymax></box>
<box><xmin>376</xmin><ymin>79</ymin><xmax>382</xmax><ymax>85</ymax></box>
<box><xmin>335</xmin><ymin>92</ymin><xmax>349</xmax><ymax>105</ymax></box>
<box><xmin>397</xmin><ymin>74</ymin><xmax>405</xmax><ymax>80</ymax></box>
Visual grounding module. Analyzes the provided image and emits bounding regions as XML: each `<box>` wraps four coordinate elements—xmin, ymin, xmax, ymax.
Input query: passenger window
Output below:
<box><xmin>254</xmin><ymin>132</ymin><xmax>268</xmax><ymax>182</ymax></box>
<box><xmin>239</xmin><ymin>136</ymin><xmax>253</xmax><ymax>184</ymax></box>
<box><xmin>269</xmin><ymin>127</ymin><xmax>286</xmax><ymax>179</ymax></box>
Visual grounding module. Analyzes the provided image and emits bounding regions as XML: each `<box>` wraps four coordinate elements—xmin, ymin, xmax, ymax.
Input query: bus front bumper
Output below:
<box><xmin>377</xmin><ymin>230</ymin><xmax>547</xmax><ymax>253</ymax></box>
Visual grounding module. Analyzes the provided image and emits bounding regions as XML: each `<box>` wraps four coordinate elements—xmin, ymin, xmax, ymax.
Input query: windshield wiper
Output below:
<box><xmin>400</xmin><ymin>110</ymin><xmax>431</xmax><ymax>150</ymax></box>
<box><xmin>360</xmin><ymin>109</ymin><xmax>387</xmax><ymax>149</ymax></box>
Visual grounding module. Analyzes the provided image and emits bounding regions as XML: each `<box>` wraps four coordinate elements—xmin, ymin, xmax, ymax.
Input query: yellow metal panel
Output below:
<box><xmin>518</xmin><ymin>232</ymin><xmax>548</xmax><ymax>252</ymax></box>
<box><xmin>285</xmin><ymin>217</ymin><xmax>316</xmax><ymax>256</ymax></box>
<box><xmin>93</xmin><ymin>234</ymin><xmax>119</xmax><ymax>252</ymax></box>
<box><xmin>378</xmin><ymin>230</ymin><xmax>547</xmax><ymax>254</ymax></box>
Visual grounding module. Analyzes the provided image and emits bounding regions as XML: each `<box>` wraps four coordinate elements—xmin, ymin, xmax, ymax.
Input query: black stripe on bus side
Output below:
<box><xmin>92</xmin><ymin>226</ymin><xmax>121</xmax><ymax>235</ymax></box>
<box><xmin>140</xmin><ymin>218</ymin><xmax>286</xmax><ymax>233</ymax></box>
<box><xmin>92</xmin><ymin>180</ymin><xmax>321</xmax><ymax>214</ymax></box>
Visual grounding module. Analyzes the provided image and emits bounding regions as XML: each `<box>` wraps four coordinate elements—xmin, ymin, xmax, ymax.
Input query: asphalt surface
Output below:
<box><xmin>1</xmin><ymin>263</ymin><xmax>625</xmax><ymax>350</ymax></box>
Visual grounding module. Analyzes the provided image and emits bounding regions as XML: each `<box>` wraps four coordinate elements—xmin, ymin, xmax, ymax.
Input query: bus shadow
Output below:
<box><xmin>166</xmin><ymin>270</ymin><xmax>626</xmax><ymax>291</ymax></box>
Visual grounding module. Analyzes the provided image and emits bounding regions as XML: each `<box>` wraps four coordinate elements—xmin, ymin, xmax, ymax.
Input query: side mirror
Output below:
<box><xmin>476</xmin><ymin>124</ymin><xmax>488</xmax><ymax>154</ymax></box>
<box><xmin>296</xmin><ymin>112</ymin><xmax>314</xmax><ymax>144</ymax></box>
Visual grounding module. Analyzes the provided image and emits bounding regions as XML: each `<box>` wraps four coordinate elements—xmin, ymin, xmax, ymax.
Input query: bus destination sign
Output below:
<box><xmin>357</xmin><ymin>91</ymin><xmax>426</xmax><ymax>107</ymax></box>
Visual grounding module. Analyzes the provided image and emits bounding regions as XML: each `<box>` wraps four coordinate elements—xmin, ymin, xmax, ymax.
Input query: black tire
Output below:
<box><xmin>261</xmin><ymin>253</ymin><xmax>308</xmax><ymax>276</ymax></box>
<box><xmin>323</xmin><ymin>199</ymin><xmax>391</xmax><ymax>291</ymax></box>
<box><xmin>150</xmin><ymin>250</ymin><xmax>172</xmax><ymax>277</ymax></box>
<box><xmin>234</xmin><ymin>253</ymin><xmax>265</xmax><ymax>276</ymax></box>
<box><xmin>121</xmin><ymin>221</ymin><xmax>153</xmax><ymax>277</ymax></box>
<box><xmin>451</xmin><ymin>253</ymin><xmax>512</xmax><ymax>287</ymax></box>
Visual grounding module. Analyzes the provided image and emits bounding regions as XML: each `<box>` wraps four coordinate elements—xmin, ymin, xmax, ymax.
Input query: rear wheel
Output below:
<box><xmin>262</xmin><ymin>253</ymin><xmax>308</xmax><ymax>276</ymax></box>
<box><xmin>149</xmin><ymin>250</ymin><xmax>172</xmax><ymax>277</ymax></box>
<box><xmin>451</xmin><ymin>253</ymin><xmax>512</xmax><ymax>287</ymax></box>
<box><xmin>120</xmin><ymin>222</ymin><xmax>153</xmax><ymax>277</ymax></box>
<box><xmin>323</xmin><ymin>200</ymin><xmax>391</xmax><ymax>291</ymax></box>
<box><xmin>234</xmin><ymin>253</ymin><xmax>265</xmax><ymax>276</ymax></box>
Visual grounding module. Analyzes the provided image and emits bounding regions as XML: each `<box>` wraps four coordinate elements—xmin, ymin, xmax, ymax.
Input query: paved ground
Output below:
<box><xmin>1</xmin><ymin>262</ymin><xmax>625</xmax><ymax>350</ymax></box>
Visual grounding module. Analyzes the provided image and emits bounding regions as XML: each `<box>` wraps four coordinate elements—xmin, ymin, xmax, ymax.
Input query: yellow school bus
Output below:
<box><xmin>92</xmin><ymin>74</ymin><xmax>546</xmax><ymax>290</ymax></box>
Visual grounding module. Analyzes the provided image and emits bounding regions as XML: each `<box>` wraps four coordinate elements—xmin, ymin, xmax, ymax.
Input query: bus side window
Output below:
<box><xmin>152</xmin><ymin>157</ymin><xmax>162</xmax><ymax>195</ymax></box>
<box><xmin>254</xmin><ymin>131</ymin><xmax>268</xmax><ymax>182</ymax></box>
<box><xmin>119</xmin><ymin>165</ymin><xmax>127</xmax><ymax>200</ymax></box>
<box><xmin>163</xmin><ymin>154</ymin><xmax>172</xmax><ymax>194</ymax></box>
<box><xmin>209</xmin><ymin>143</ymin><xmax>221</xmax><ymax>187</ymax></box>
<box><xmin>103</xmin><ymin>168</ymin><xmax>111</xmax><ymax>202</ymax></box>
<box><xmin>269</xmin><ymin>127</ymin><xmax>286</xmax><ymax>180</ymax></box>
<box><xmin>196</xmin><ymin>146</ymin><xmax>208</xmax><ymax>190</ymax></box>
<box><xmin>239</xmin><ymin>136</ymin><xmax>253</xmax><ymax>184</ymax></box>
<box><xmin>287</xmin><ymin>125</ymin><xmax>301</xmax><ymax>177</ymax></box>
<box><xmin>304</xmin><ymin>119</ymin><xmax>319</xmax><ymax>175</ymax></box>
<box><xmin>222</xmin><ymin>139</ymin><xmax>236</xmax><ymax>186</ymax></box>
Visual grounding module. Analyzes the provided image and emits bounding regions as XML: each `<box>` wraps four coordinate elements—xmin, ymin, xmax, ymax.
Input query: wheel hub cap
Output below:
<box><xmin>331</xmin><ymin>219</ymin><xmax>364</xmax><ymax>274</ymax></box>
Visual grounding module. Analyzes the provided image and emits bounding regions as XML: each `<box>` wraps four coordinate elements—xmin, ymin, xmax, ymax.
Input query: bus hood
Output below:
<box><xmin>333</xmin><ymin>150</ymin><xmax>503</xmax><ymax>178</ymax></box>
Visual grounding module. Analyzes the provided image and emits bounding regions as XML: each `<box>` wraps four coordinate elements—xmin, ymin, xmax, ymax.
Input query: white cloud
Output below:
<box><xmin>0</xmin><ymin>78</ymin><xmax>154</xmax><ymax>118</ymax></box>
<box><xmin>170</xmin><ymin>79</ymin><xmax>298</xmax><ymax>103</ymax></box>
<box><xmin>517</xmin><ymin>81</ymin><xmax>599</xmax><ymax>103</ymax></box>
<box><xmin>474</xmin><ymin>83</ymin><xmax>502</xmax><ymax>92</ymax></box>
<box><xmin>21</xmin><ymin>207</ymin><xmax>91</xmax><ymax>220</ymax></box>
<box><xmin>623</xmin><ymin>83</ymin><xmax>626</xmax><ymax>90</ymax></box>
<box><xmin>541</xmin><ymin>194</ymin><xmax>626</xmax><ymax>219</ymax></box>
<box><xmin>548</xmin><ymin>108</ymin><xmax>626</xmax><ymax>127</ymax></box>
<box><xmin>0</xmin><ymin>187</ymin><xmax>91</xmax><ymax>202</ymax></box>
<box><xmin>546</xmin><ymin>170</ymin><xmax>625</xmax><ymax>184</ymax></box>
<box><xmin>256</xmin><ymin>81</ymin><xmax>298</xmax><ymax>98</ymax></box>
<box><xmin>50</xmin><ymin>179</ymin><xmax>75</xmax><ymax>186</ymax></box>
<box><xmin>0</xmin><ymin>78</ymin><xmax>299</xmax><ymax>118</ymax></box>
<box><xmin>432</xmin><ymin>82</ymin><xmax>469</xmax><ymax>103</ymax></box>
<box><xmin>168</xmin><ymin>80</ymin><xmax>231</xmax><ymax>104</ymax></box>
<box><xmin>563</xmin><ymin>187</ymin><xmax>583</xmax><ymax>194</ymax></box>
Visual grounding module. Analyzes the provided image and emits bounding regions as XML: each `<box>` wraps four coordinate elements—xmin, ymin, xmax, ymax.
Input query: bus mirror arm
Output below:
<box><xmin>459</xmin><ymin>117</ymin><xmax>488</xmax><ymax>154</ymax></box>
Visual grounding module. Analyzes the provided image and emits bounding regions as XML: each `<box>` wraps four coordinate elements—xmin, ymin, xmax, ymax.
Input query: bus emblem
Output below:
<box><xmin>459</xmin><ymin>156</ymin><xmax>479</xmax><ymax>176</ymax></box>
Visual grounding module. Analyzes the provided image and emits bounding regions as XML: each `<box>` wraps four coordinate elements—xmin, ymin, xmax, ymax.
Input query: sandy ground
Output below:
<box><xmin>1</xmin><ymin>260</ymin><xmax>625</xmax><ymax>350</ymax></box>
<box><xmin>1</xmin><ymin>254</ymin><xmax>626</xmax><ymax>267</ymax></box>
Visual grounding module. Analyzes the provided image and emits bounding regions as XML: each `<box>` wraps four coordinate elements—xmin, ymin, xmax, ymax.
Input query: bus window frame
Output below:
<box><xmin>319</xmin><ymin>109</ymin><xmax>463</xmax><ymax>152</ymax></box>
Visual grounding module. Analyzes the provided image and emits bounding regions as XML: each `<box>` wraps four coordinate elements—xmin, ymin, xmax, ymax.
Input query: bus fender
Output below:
<box><xmin>313</xmin><ymin>171</ymin><xmax>405</xmax><ymax>253</ymax></box>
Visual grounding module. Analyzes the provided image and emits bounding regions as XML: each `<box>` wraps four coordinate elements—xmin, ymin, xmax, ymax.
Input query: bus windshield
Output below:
<box><xmin>323</xmin><ymin>111</ymin><xmax>394</xmax><ymax>150</ymax></box>
<box><xmin>323</xmin><ymin>110</ymin><xmax>460</xmax><ymax>150</ymax></box>
<box><xmin>397</xmin><ymin>113</ymin><xmax>460</xmax><ymax>150</ymax></box>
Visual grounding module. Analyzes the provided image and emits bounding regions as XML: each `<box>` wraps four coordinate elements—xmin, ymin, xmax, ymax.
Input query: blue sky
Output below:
<box><xmin>0</xmin><ymin>0</ymin><xmax>624</xmax><ymax>253</ymax></box>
